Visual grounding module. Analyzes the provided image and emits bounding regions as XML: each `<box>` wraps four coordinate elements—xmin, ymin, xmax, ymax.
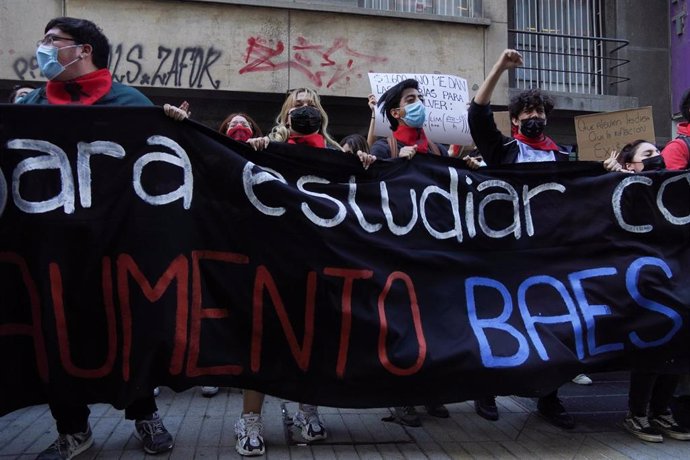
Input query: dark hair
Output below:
<box><xmin>680</xmin><ymin>89</ymin><xmax>690</xmax><ymax>122</ymax></box>
<box><xmin>377</xmin><ymin>78</ymin><xmax>420</xmax><ymax>131</ymax></box>
<box><xmin>508</xmin><ymin>88</ymin><xmax>554</xmax><ymax>120</ymax></box>
<box><xmin>617</xmin><ymin>139</ymin><xmax>649</xmax><ymax>166</ymax></box>
<box><xmin>218</xmin><ymin>112</ymin><xmax>262</xmax><ymax>137</ymax></box>
<box><xmin>45</xmin><ymin>17</ymin><xmax>110</xmax><ymax>69</ymax></box>
<box><xmin>8</xmin><ymin>84</ymin><xmax>36</xmax><ymax>103</ymax></box>
<box><xmin>340</xmin><ymin>134</ymin><xmax>369</xmax><ymax>154</ymax></box>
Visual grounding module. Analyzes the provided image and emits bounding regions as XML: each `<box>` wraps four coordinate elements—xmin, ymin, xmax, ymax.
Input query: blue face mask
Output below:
<box><xmin>400</xmin><ymin>100</ymin><xmax>426</xmax><ymax>128</ymax></box>
<box><xmin>36</xmin><ymin>44</ymin><xmax>81</xmax><ymax>80</ymax></box>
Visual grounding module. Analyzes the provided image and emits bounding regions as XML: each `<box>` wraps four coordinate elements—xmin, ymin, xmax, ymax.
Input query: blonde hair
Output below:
<box><xmin>268</xmin><ymin>88</ymin><xmax>341</xmax><ymax>149</ymax></box>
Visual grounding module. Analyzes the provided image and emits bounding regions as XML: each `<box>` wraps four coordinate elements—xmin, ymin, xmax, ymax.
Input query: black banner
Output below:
<box><xmin>1</xmin><ymin>105</ymin><xmax>690</xmax><ymax>416</ymax></box>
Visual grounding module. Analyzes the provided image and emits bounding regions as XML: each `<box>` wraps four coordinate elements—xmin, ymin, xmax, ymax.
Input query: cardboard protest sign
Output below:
<box><xmin>575</xmin><ymin>107</ymin><xmax>655</xmax><ymax>161</ymax></box>
<box><xmin>368</xmin><ymin>73</ymin><xmax>472</xmax><ymax>145</ymax></box>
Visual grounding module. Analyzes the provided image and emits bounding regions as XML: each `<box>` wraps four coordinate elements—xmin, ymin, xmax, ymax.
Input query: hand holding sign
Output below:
<box><xmin>368</xmin><ymin>72</ymin><xmax>472</xmax><ymax>145</ymax></box>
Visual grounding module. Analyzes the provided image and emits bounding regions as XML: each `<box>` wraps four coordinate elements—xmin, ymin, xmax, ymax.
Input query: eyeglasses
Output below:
<box><xmin>229</xmin><ymin>121</ymin><xmax>251</xmax><ymax>128</ymax></box>
<box><xmin>36</xmin><ymin>35</ymin><xmax>77</xmax><ymax>47</ymax></box>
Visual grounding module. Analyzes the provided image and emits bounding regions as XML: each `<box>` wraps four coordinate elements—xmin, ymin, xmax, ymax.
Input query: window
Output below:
<box><xmin>512</xmin><ymin>0</ymin><xmax>605</xmax><ymax>94</ymax></box>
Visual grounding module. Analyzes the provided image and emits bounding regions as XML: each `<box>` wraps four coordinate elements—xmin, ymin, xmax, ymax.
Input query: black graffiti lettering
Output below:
<box><xmin>188</xmin><ymin>48</ymin><xmax>205</xmax><ymax>88</ymax></box>
<box><xmin>12</xmin><ymin>56</ymin><xmax>39</xmax><ymax>81</ymax></box>
<box><xmin>151</xmin><ymin>46</ymin><xmax>173</xmax><ymax>86</ymax></box>
<box><xmin>125</xmin><ymin>44</ymin><xmax>143</xmax><ymax>84</ymax></box>
<box><xmin>200</xmin><ymin>47</ymin><xmax>222</xmax><ymax>89</ymax></box>
<box><xmin>109</xmin><ymin>44</ymin><xmax>124</xmax><ymax>82</ymax></box>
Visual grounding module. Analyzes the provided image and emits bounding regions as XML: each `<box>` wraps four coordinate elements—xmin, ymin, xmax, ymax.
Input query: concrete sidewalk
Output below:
<box><xmin>2</xmin><ymin>372</ymin><xmax>689</xmax><ymax>459</ymax></box>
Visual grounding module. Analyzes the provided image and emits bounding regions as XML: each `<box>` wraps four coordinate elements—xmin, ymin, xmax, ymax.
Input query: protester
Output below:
<box><xmin>371</xmin><ymin>78</ymin><xmax>448</xmax><ymax>160</ymax></box>
<box><xmin>468</xmin><ymin>48</ymin><xmax>574</xmax><ymax>429</ymax></box>
<box><xmin>366</xmin><ymin>93</ymin><xmax>378</xmax><ymax>147</ymax></box>
<box><xmin>17</xmin><ymin>16</ymin><xmax>176</xmax><ymax>459</ymax></box>
<box><xmin>341</xmin><ymin>133</ymin><xmax>377</xmax><ymax>170</ymax></box>
<box><xmin>220</xmin><ymin>112</ymin><xmax>263</xmax><ymax>142</ymax></box>
<box><xmin>238</xmin><ymin>88</ymin><xmax>345</xmax><ymax>456</ymax></box>
<box><xmin>8</xmin><ymin>84</ymin><xmax>36</xmax><ymax>103</ymax></box>
<box><xmin>603</xmin><ymin>141</ymin><xmax>690</xmax><ymax>442</ymax></box>
<box><xmin>247</xmin><ymin>87</ymin><xmax>340</xmax><ymax>151</ymax></box>
<box><xmin>661</xmin><ymin>89</ymin><xmax>690</xmax><ymax>170</ymax></box>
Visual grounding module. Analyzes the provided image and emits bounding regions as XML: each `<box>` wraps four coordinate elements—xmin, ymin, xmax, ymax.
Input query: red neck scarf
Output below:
<box><xmin>511</xmin><ymin>124</ymin><xmax>560</xmax><ymax>151</ymax></box>
<box><xmin>678</xmin><ymin>122</ymin><xmax>690</xmax><ymax>137</ymax></box>
<box><xmin>46</xmin><ymin>68</ymin><xmax>113</xmax><ymax>105</ymax></box>
<box><xmin>393</xmin><ymin>125</ymin><xmax>430</xmax><ymax>153</ymax></box>
<box><xmin>227</xmin><ymin>125</ymin><xmax>253</xmax><ymax>142</ymax></box>
<box><xmin>287</xmin><ymin>133</ymin><xmax>326</xmax><ymax>148</ymax></box>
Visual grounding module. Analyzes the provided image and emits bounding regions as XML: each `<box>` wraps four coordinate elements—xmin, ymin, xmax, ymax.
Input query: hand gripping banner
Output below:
<box><xmin>1</xmin><ymin>105</ymin><xmax>689</xmax><ymax>415</ymax></box>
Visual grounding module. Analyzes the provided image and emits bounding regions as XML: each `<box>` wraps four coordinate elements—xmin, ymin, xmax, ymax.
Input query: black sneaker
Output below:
<box><xmin>134</xmin><ymin>412</ymin><xmax>174</xmax><ymax>454</ymax></box>
<box><xmin>671</xmin><ymin>395</ymin><xmax>690</xmax><ymax>429</ymax></box>
<box><xmin>537</xmin><ymin>397</ymin><xmax>575</xmax><ymax>429</ymax></box>
<box><xmin>36</xmin><ymin>425</ymin><xmax>94</xmax><ymax>459</ymax></box>
<box><xmin>474</xmin><ymin>396</ymin><xmax>499</xmax><ymax>421</ymax></box>
<box><xmin>425</xmin><ymin>404</ymin><xmax>450</xmax><ymax>418</ymax></box>
<box><xmin>650</xmin><ymin>412</ymin><xmax>690</xmax><ymax>441</ymax></box>
<box><xmin>623</xmin><ymin>413</ymin><xmax>663</xmax><ymax>442</ymax></box>
<box><xmin>392</xmin><ymin>406</ymin><xmax>422</xmax><ymax>427</ymax></box>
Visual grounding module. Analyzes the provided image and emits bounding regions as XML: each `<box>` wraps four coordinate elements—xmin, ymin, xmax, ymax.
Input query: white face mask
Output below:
<box><xmin>35</xmin><ymin>44</ymin><xmax>82</xmax><ymax>80</ymax></box>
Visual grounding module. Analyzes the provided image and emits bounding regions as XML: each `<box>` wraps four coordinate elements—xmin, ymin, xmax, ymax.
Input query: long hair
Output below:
<box><xmin>269</xmin><ymin>88</ymin><xmax>341</xmax><ymax>149</ymax></box>
<box><xmin>218</xmin><ymin>112</ymin><xmax>262</xmax><ymax>137</ymax></box>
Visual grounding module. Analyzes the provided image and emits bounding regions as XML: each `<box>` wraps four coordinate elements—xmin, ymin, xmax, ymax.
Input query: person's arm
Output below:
<box><xmin>661</xmin><ymin>139</ymin><xmax>689</xmax><ymax>170</ymax></box>
<box><xmin>474</xmin><ymin>49</ymin><xmax>523</xmax><ymax>106</ymax></box>
<box><xmin>367</xmin><ymin>94</ymin><xmax>378</xmax><ymax>148</ymax></box>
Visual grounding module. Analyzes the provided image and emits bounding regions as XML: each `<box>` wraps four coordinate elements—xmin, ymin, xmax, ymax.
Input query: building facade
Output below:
<box><xmin>0</xmin><ymin>0</ymin><xmax>673</xmax><ymax>148</ymax></box>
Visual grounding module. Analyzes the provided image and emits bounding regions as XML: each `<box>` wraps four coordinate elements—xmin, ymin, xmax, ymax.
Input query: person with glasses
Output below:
<box><xmin>220</xmin><ymin>112</ymin><xmax>263</xmax><ymax>142</ymax></box>
<box><xmin>18</xmin><ymin>17</ymin><xmax>175</xmax><ymax>460</ymax></box>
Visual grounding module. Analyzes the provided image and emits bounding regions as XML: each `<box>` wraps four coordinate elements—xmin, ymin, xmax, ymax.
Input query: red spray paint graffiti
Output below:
<box><xmin>239</xmin><ymin>36</ymin><xmax>388</xmax><ymax>88</ymax></box>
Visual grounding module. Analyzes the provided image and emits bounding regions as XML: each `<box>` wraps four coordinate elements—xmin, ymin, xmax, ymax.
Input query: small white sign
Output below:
<box><xmin>368</xmin><ymin>72</ymin><xmax>472</xmax><ymax>145</ymax></box>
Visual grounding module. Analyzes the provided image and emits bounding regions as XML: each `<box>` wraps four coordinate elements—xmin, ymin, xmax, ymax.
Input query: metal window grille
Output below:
<box><xmin>361</xmin><ymin>0</ymin><xmax>478</xmax><ymax>18</ymax></box>
<box><xmin>513</xmin><ymin>0</ymin><xmax>605</xmax><ymax>94</ymax></box>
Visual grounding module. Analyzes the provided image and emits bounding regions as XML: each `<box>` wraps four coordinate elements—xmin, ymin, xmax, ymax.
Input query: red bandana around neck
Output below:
<box><xmin>511</xmin><ymin>123</ymin><xmax>560</xmax><ymax>151</ymax></box>
<box><xmin>287</xmin><ymin>133</ymin><xmax>326</xmax><ymax>148</ymax></box>
<box><xmin>678</xmin><ymin>122</ymin><xmax>690</xmax><ymax>137</ymax></box>
<box><xmin>393</xmin><ymin>125</ymin><xmax>429</xmax><ymax>153</ymax></box>
<box><xmin>46</xmin><ymin>68</ymin><xmax>113</xmax><ymax>105</ymax></box>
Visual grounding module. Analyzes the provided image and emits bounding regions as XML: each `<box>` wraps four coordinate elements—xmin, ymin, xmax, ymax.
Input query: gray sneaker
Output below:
<box><xmin>235</xmin><ymin>413</ymin><xmax>265</xmax><ymax>456</ymax></box>
<box><xmin>134</xmin><ymin>412</ymin><xmax>174</xmax><ymax>454</ymax></box>
<box><xmin>36</xmin><ymin>425</ymin><xmax>94</xmax><ymax>459</ymax></box>
<box><xmin>393</xmin><ymin>406</ymin><xmax>422</xmax><ymax>427</ymax></box>
<box><xmin>623</xmin><ymin>413</ymin><xmax>663</xmax><ymax>443</ymax></box>
<box><xmin>292</xmin><ymin>404</ymin><xmax>327</xmax><ymax>441</ymax></box>
<box><xmin>650</xmin><ymin>412</ymin><xmax>690</xmax><ymax>441</ymax></box>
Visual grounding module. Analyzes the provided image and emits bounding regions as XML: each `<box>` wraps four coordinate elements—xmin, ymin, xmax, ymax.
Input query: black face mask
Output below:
<box><xmin>641</xmin><ymin>155</ymin><xmax>666</xmax><ymax>171</ymax></box>
<box><xmin>520</xmin><ymin>117</ymin><xmax>546</xmax><ymax>138</ymax></box>
<box><xmin>289</xmin><ymin>106</ymin><xmax>322</xmax><ymax>135</ymax></box>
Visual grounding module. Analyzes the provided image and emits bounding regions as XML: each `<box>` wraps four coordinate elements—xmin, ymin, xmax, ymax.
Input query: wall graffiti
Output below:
<box><xmin>239</xmin><ymin>36</ymin><xmax>388</xmax><ymax>88</ymax></box>
<box><xmin>8</xmin><ymin>36</ymin><xmax>386</xmax><ymax>91</ymax></box>
<box><xmin>9</xmin><ymin>43</ymin><xmax>223</xmax><ymax>90</ymax></box>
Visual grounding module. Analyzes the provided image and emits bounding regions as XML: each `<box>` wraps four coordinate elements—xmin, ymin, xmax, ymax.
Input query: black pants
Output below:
<box><xmin>628</xmin><ymin>372</ymin><xmax>679</xmax><ymax>417</ymax></box>
<box><xmin>49</xmin><ymin>395</ymin><xmax>158</xmax><ymax>435</ymax></box>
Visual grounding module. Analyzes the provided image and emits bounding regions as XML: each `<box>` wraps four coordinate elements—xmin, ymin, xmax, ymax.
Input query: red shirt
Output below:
<box><xmin>661</xmin><ymin>122</ymin><xmax>690</xmax><ymax>170</ymax></box>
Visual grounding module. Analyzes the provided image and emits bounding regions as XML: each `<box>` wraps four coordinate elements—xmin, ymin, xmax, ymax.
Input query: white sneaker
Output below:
<box><xmin>292</xmin><ymin>404</ymin><xmax>327</xmax><ymax>441</ymax></box>
<box><xmin>201</xmin><ymin>386</ymin><xmax>219</xmax><ymax>397</ymax></box>
<box><xmin>36</xmin><ymin>424</ymin><xmax>94</xmax><ymax>459</ymax></box>
<box><xmin>572</xmin><ymin>374</ymin><xmax>593</xmax><ymax>385</ymax></box>
<box><xmin>235</xmin><ymin>413</ymin><xmax>265</xmax><ymax>456</ymax></box>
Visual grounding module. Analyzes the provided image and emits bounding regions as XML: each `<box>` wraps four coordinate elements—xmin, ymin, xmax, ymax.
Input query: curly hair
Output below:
<box><xmin>508</xmin><ymin>88</ymin><xmax>554</xmax><ymax>120</ymax></box>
